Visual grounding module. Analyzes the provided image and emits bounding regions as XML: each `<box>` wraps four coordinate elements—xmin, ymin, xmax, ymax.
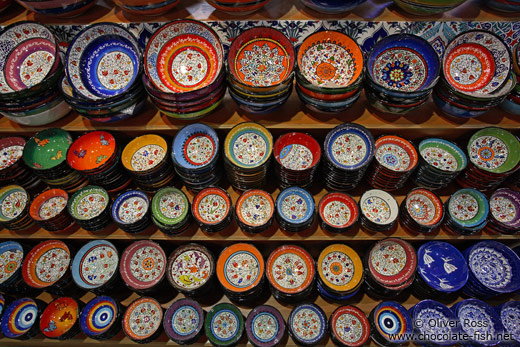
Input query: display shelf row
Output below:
<box><xmin>1</xmin><ymin>0</ymin><xmax>520</xmax><ymax>26</ymax></box>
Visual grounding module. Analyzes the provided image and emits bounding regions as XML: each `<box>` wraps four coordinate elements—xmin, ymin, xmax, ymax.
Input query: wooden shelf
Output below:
<box><xmin>1</xmin><ymin>0</ymin><xmax>519</xmax><ymax>25</ymax></box>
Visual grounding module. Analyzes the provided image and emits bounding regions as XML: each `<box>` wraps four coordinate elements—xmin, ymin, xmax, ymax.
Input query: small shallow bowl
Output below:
<box><xmin>318</xmin><ymin>192</ymin><xmax>359</xmax><ymax>232</ymax></box>
<box><xmin>467</xmin><ymin>127</ymin><xmax>520</xmax><ymax>174</ymax></box>
<box><xmin>29</xmin><ymin>188</ymin><xmax>69</xmax><ymax>222</ymax></box>
<box><xmin>274</xmin><ymin>132</ymin><xmax>321</xmax><ymax>172</ymax></box>
<box><xmin>224</xmin><ymin>122</ymin><xmax>273</xmax><ymax>169</ymax></box>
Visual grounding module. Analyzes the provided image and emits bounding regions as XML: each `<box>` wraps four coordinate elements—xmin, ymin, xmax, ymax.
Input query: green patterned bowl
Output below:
<box><xmin>22</xmin><ymin>128</ymin><xmax>73</xmax><ymax>170</ymax></box>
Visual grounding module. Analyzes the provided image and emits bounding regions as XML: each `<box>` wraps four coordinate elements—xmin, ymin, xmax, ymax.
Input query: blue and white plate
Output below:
<box><xmin>495</xmin><ymin>301</ymin><xmax>520</xmax><ymax>346</ymax></box>
<box><xmin>410</xmin><ymin>300</ymin><xmax>459</xmax><ymax>346</ymax></box>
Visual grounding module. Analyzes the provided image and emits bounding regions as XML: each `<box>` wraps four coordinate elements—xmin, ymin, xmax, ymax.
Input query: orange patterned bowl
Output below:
<box><xmin>67</xmin><ymin>131</ymin><xmax>117</xmax><ymax>173</ymax></box>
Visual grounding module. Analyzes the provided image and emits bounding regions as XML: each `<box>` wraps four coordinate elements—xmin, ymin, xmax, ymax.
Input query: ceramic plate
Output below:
<box><xmin>317</xmin><ymin>244</ymin><xmax>363</xmax><ymax>293</ymax></box>
<box><xmin>276</xmin><ymin>187</ymin><xmax>315</xmax><ymax>225</ymax></box>
<box><xmin>266</xmin><ymin>245</ymin><xmax>315</xmax><ymax>294</ymax></box>
<box><xmin>489</xmin><ymin>188</ymin><xmax>520</xmax><ymax>227</ymax></box>
<box><xmin>163</xmin><ymin>299</ymin><xmax>204</xmax><ymax>343</ymax></box>
<box><xmin>372</xmin><ymin>301</ymin><xmax>413</xmax><ymax>344</ymax></box>
<box><xmin>467</xmin><ymin>127</ymin><xmax>520</xmax><ymax>174</ymax></box>
<box><xmin>119</xmin><ymin>240</ymin><xmax>166</xmax><ymax>291</ymax></box>
<box><xmin>288</xmin><ymin>304</ymin><xmax>326</xmax><ymax>345</ymax></box>
<box><xmin>216</xmin><ymin>243</ymin><xmax>264</xmax><ymax>293</ymax></box>
<box><xmin>245</xmin><ymin>305</ymin><xmax>285</xmax><ymax>347</ymax></box>
<box><xmin>151</xmin><ymin>187</ymin><xmax>189</xmax><ymax>226</ymax></box>
<box><xmin>166</xmin><ymin>244</ymin><xmax>214</xmax><ymax>292</ymax></box>
<box><xmin>448</xmin><ymin>189</ymin><xmax>489</xmax><ymax>228</ymax></box>
<box><xmin>71</xmin><ymin>240</ymin><xmax>118</xmax><ymax>290</ymax></box>
<box><xmin>205</xmin><ymin>303</ymin><xmax>244</xmax><ymax>346</ymax></box>
<box><xmin>122</xmin><ymin>297</ymin><xmax>163</xmax><ymax>341</ymax></box>
<box><xmin>368</xmin><ymin>238</ymin><xmax>417</xmax><ymax>286</ymax></box>
<box><xmin>224</xmin><ymin>122</ymin><xmax>273</xmax><ymax>169</ymax></box>
<box><xmin>411</xmin><ymin>300</ymin><xmax>458</xmax><ymax>346</ymax></box>
<box><xmin>80</xmin><ymin>296</ymin><xmax>119</xmax><ymax>338</ymax></box>
<box><xmin>235</xmin><ymin>189</ymin><xmax>274</xmax><ymax>227</ymax></box>
<box><xmin>22</xmin><ymin>240</ymin><xmax>71</xmax><ymax>289</ymax></box>
<box><xmin>330</xmin><ymin>306</ymin><xmax>370</xmax><ymax>347</ymax></box>
<box><xmin>359</xmin><ymin>189</ymin><xmax>399</xmax><ymax>225</ymax></box>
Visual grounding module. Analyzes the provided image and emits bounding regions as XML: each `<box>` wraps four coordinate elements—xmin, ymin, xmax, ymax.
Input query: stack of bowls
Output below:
<box><xmin>67</xmin><ymin>186</ymin><xmax>113</xmax><ymax>232</ymax></box>
<box><xmin>113</xmin><ymin>0</ymin><xmax>180</xmax><ymax>15</ymax></box>
<box><xmin>227</xmin><ymin>27</ymin><xmax>295</xmax><ymax>114</ymax></box>
<box><xmin>486</xmin><ymin>188</ymin><xmax>520</xmax><ymax>234</ymax></box>
<box><xmin>0</xmin><ymin>185</ymin><xmax>33</xmax><ymax>231</ymax></box>
<box><xmin>487</xmin><ymin>0</ymin><xmax>520</xmax><ymax>12</ymax></box>
<box><xmin>300</xmin><ymin>0</ymin><xmax>367</xmax><ymax>13</ymax></box>
<box><xmin>317</xmin><ymin>192</ymin><xmax>359</xmax><ymax>233</ymax></box>
<box><xmin>365</xmin><ymin>34</ymin><xmax>441</xmax><ymax>115</ymax></box>
<box><xmin>234</xmin><ymin>189</ymin><xmax>275</xmax><ymax>234</ymax></box>
<box><xmin>275</xmin><ymin>187</ymin><xmax>315</xmax><ymax>233</ymax></box>
<box><xmin>412</xmin><ymin>138</ymin><xmax>467</xmax><ymax>190</ymax></box>
<box><xmin>400</xmin><ymin>188</ymin><xmax>444</xmax><ymax>234</ymax></box>
<box><xmin>144</xmin><ymin>20</ymin><xmax>225</xmax><ymax>120</ymax></box>
<box><xmin>171</xmin><ymin>123</ymin><xmax>222</xmax><ymax>192</ymax></box>
<box><xmin>0</xmin><ymin>137</ymin><xmax>45</xmax><ymax>194</ymax></box>
<box><xmin>23</xmin><ymin>129</ymin><xmax>88</xmax><ymax>193</ymax></box>
<box><xmin>393</xmin><ymin>0</ymin><xmax>468</xmax><ymax>15</ymax></box>
<box><xmin>322</xmin><ymin>123</ymin><xmax>375</xmax><ymax>191</ymax></box>
<box><xmin>288</xmin><ymin>304</ymin><xmax>327</xmax><ymax>346</ymax></box>
<box><xmin>368</xmin><ymin>302</ymin><xmax>413</xmax><ymax>346</ymax></box>
<box><xmin>206</xmin><ymin>0</ymin><xmax>271</xmax><ymax>15</ymax></box>
<box><xmin>358</xmin><ymin>189</ymin><xmax>399</xmax><ymax>233</ymax></box>
<box><xmin>223</xmin><ymin>122</ymin><xmax>273</xmax><ymax>191</ymax></box>
<box><xmin>273</xmin><ymin>132</ymin><xmax>321</xmax><ymax>189</ymax></box>
<box><xmin>14</xmin><ymin>0</ymin><xmax>95</xmax><ymax>17</ymax></box>
<box><xmin>463</xmin><ymin>241</ymin><xmax>520</xmax><ymax>298</ymax></box>
<box><xmin>501</xmin><ymin>43</ymin><xmax>520</xmax><ymax>115</ymax></box>
<box><xmin>121</xmin><ymin>134</ymin><xmax>175</xmax><ymax>193</ymax></box>
<box><xmin>443</xmin><ymin>188</ymin><xmax>489</xmax><ymax>235</ymax></box>
<box><xmin>0</xmin><ymin>22</ymin><xmax>70</xmax><ymax>126</ymax></box>
<box><xmin>366</xmin><ymin>135</ymin><xmax>418</xmax><ymax>191</ymax></box>
<box><xmin>296</xmin><ymin>31</ymin><xmax>364</xmax><ymax>113</ymax></box>
<box><xmin>66</xmin><ymin>131</ymin><xmax>131</xmax><ymax>193</ymax></box>
<box><xmin>63</xmin><ymin>23</ymin><xmax>145</xmax><ymax>123</ymax></box>
<box><xmin>151</xmin><ymin>187</ymin><xmax>192</xmax><ymax>235</ymax></box>
<box><xmin>29</xmin><ymin>189</ymin><xmax>75</xmax><ymax>232</ymax></box>
<box><xmin>434</xmin><ymin>30</ymin><xmax>515</xmax><ymax>119</ymax></box>
<box><xmin>457</xmin><ymin>127</ymin><xmax>520</xmax><ymax>191</ymax></box>
<box><xmin>329</xmin><ymin>306</ymin><xmax>371</xmax><ymax>347</ymax></box>
<box><xmin>191</xmin><ymin>187</ymin><xmax>233</xmax><ymax>233</ymax></box>
<box><xmin>111</xmin><ymin>190</ymin><xmax>151</xmax><ymax>234</ymax></box>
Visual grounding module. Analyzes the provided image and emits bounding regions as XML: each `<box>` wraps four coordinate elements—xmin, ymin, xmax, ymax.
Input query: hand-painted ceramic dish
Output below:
<box><xmin>166</xmin><ymin>243</ymin><xmax>215</xmax><ymax>297</ymax></box>
<box><xmin>163</xmin><ymin>298</ymin><xmax>204</xmax><ymax>345</ymax></box>
<box><xmin>317</xmin><ymin>244</ymin><xmax>363</xmax><ymax>296</ymax></box>
<box><xmin>40</xmin><ymin>297</ymin><xmax>80</xmax><ymax>340</ymax></box>
<box><xmin>151</xmin><ymin>187</ymin><xmax>191</xmax><ymax>233</ymax></box>
<box><xmin>402</xmin><ymin>188</ymin><xmax>444</xmax><ymax>231</ymax></box>
<box><xmin>67</xmin><ymin>186</ymin><xmax>112</xmax><ymax>232</ymax></box>
<box><xmin>374</xmin><ymin>135</ymin><xmax>418</xmax><ymax>172</ymax></box>
<box><xmin>1</xmin><ymin>298</ymin><xmax>42</xmax><ymax>339</ymax></box>
<box><xmin>324</xmin><ymin>123</ymin><xmax>375</xmax><ymax>171</ymax></box>
<box><xmin>447</xmin><ymin>188</ymin><xmax>489</xmax><ymax>228</ymax></box>
<box><xmin>274</xmin><ymin>132</ymin><xmax>321</xmax><ymax>171</ymax></box>
<box><xmin>80</xmin><ymin>296</ymin><xmax>121</xmax><ymax>340</ymax></box>
<box><xmin>487</xmin><ymin>188</ymin><xmax>520</xmax><ymax>234</ymax></box>
<box><xmin>224</xmin><ymin>122</ymin><xmax>273</xmax><ymax>170</ymax></box>
<box><xmin>0</xmin><ymin>241</ymin><xmax>25</xmax><ymax>292</ymax></box>
<box><xmin>23</xmin><ymin>129</ymin><xmax>73</xmax><ymax>171</ymax></box>
<box><xmin>318</xmin><ymin>192</ymin><xmax>359</xmax><ymax>233</ymax></box>
<box><xmin>66</xmin><ymin>131</ymin><xmax>117</xmax><ymax>172</ymax></box>
<box><xmin>205</xmin><ymin>303</ymin><xmax>244</xmax><ymax>347</ymax></box>
<box><xmin>121</xmin><ymin>134</ymin><xmax>168</xmax><ymax>173</ymax></box>
<box><xmin>369</xmin><ymin>301</ymin><xmax>413</xmax><ymax>346</ymax></box>
<box><xmin>275</xmin><ymin>187</ymin><xmax>315</xmax><ymax>232</ymax></box>
<box><xmin>172</xmin><ymin>123</ymin><xmax>219</xmax><ymax>171</ymax></box>
<box><xmin>467</xmin><ymin>127</ymin><xmax>520</xmax><ymax>174</ymax></box>
<box><xmin>452</xmin><ymin>299</ymin><xmax>504</xmax><ymax>346</ymax></box>
<box><xmin>359</xmin><ymin>189</ymin><xmax>399</xmax><ymax>230</ymax></box>
<box><xmin>191</xmin><ymin>187</ymin><xmax>232</xmax><ymax>233</ymax></box>
<box><xmin>29</xmin><ymin>188</ymin><xmax>74</xmax><ymax>232</ymax></box>
<box><xmin>122</xmin><ymin>297</ymin><xmax>163</xmax><ymax>343</ymax></box>
<box><xmin>71</xmin><ymin>240</ymin><xmax>119</xmax><ymax>293</ymax></box>
<box><xmin>0</xmin><ymin>185</ymin><xmax>31</xmax><ymax>231</ymax></box>
<box><xmin>367</xmin><ymin>238</ymin><xmax>417</xmax><ymax>287</ymax></box>
<box><xmin>410</xmin><ymin>300</ymin><xmax>459</xmax><ymax>346</ymax></box>
<box><xmin>329</xmin><ymin>306</ymin><xmax>370</xmax><ymax>347</ymax></box>
<box><xmin>145</xmin><ymin>20</ymin><xmax>224</xmax><ymax>94</ymax></box>
<box><xmin>111</xmin><ymin>190</ymin><xmax>150</xmax><ymax>233</ymax></box>
<box><xmin>245</xmin><ymin>305</ymin><xmax>285</xmax><ymax>347</ymax></box>
<box><xmin>119</xmin><ymin>240</ymin><xmax>166</xmax><ymax>293</ymax></box>
<box><xmin>495</xmin><ymin>301</ymin><xmax>520</xmax><ymax>345</ymax></box>
<box><xmin>22</xmin><ymin>240</ymin><xmax>71</xmax><ymax>290</ymax></box>
<box><xmin>235</xmin><ymin>189</ymin><xmax>275</xmax><ymax>233</ymax></box>
<box><xmin>288</xmin><ymin>303</ymin><xmax>327</xmax><ymax>346</ymax></box>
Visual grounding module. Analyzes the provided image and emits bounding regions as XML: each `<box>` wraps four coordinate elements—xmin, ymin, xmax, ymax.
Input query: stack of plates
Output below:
<box><xmin>113</xmin><ymin>0</ymin><xmax>180</xmax><ymax>15</ymax></box>
<box><xmin>296</xmin><ymin>31</ymin><xmax>364</xmax><ymax>113</ymax></box>
<box><xmin>288</xmin><ymin>304</ymin><xmax>327</xmax><ymax>346</ymax></box>
<box><xmin>488</xmin><ymin>0</ymin><xmax>520</xmax><ymax>11</ymax></box>
<box><xmin>204</xmin><ymin>303</ymin><xmax>244</xmax><ymax>347</ymax></box>
<box><xmin>171</xmin><ymin>123</ymin><xmax>222</xmax><ymax>192</ymax></box>
<box><xmin>329</xmin><ymin>306</ymin><xmax>370</xmax><ymax>347</ymax></box>
<box><xmin>67</xmin><ymin>186</ymin><xmax>112</xmax><ymax>232</ymax></box>
<box><xmin>227</xmin><ymin>27</ymin><xmax>294</xmax><ymax>114</ymax></box>
<box><xmin>29</xmin><ymin>189</ymin><xmax>75</xmax><ymax>232</ymax></box>
<box><xmin>273</xmin><ymin>132</ymin><xmax>321</xmax><ymax>189</ymax></box>
<box><xmin>0</xmin><ymin>22</ymin><xmax>70</xmax><ymax>126</ymax></box>
<box><xmin>365</xmin><ymin>34</ymin><xmax>440</xmax><ymax>115</ymax></box>
<box><xmin>317</xmin><ymin>244</ymin><xmax>363</xmax><ymax>301</ymax></box>
<box><xmin>301</xmin><ymin>0</ymin><xmax>367</xmax><ymax>13</ymax></box>
<box><xmin>368</xmin><ymin>302</ymin><xmax>413</xmax><ymax>346</ymax></box>
<box><xmin>63</xmin><ymin>23</ymin><xmax>145</xmax><ymax>123</ymax></box>
<box><xmin>266</xmin><ymin>245</ymin><xmax>315</xmax><ymax>303</ymax></box>
<box><xmin>234</xmin><ymin>189</ymin><xmax>275</xmax><ymax>234</ymax></box>
<box><xmin>151</xmin><ymin>187</ymin><xmax>192</xmax><ymax>235</ymax></box>
<box><xmin>463</xmin><ymin>241</ymin><xmax>520</xmax><ymax>298</ymax></box>
<box><xmin>0</xmin><ymin>241</ymin><xmax>33</xmax><ymax>295</ymax></box>
<box><xmin>317</xmin><ymin>192</ymin><xmax>359</xmax><ymax>233</ymax></box>
<box><xmin>443</xmin><ymin>188</ymin><xmax>489</xmax><ymax>235</ymax></box>
<box><xmin>0</xmin><ymin>185</ymin><xmax>33</xmax><ymax>231</ymax></box>
<box><xmin>216</xmin><ymin>243</ymin><xmax>265</xmax><ymax>303</ymax></box>
<box><xmin>495</xmin><ymin>301</ymin><xmax>520</xmax><ymax>347</ymax></box>
<box><xmin>121</xmin><ymin>134</ymin><xmax>175</xmax><ymax>193</ymax></box>
<box><xmin>14</xmin><ymin>0</ymin><xmax>95</xmax><ymax>17</ymax></box>
<box><xmin>364</xmin><ymin>238</ymin><xmax>417</xmax><ymax>298</ymax></box>
<box><xmin>412</xmin><ymin>138</ymin><xmax>467</xmax><ymax>189</ymax></box>
<box><xmin>457</xmin><ymin>127</ymin><xmax>520</xmax><ymax>191</ymax></box>
<box><xmin>486</xmin><ymin>188</ymin><xmax>520</xmax><ymax>234</ymax></box>
<box><xmin>67</xmin><ymin>131</ymin><xmax>131</xmax><ymax>193</ymax></box>
<box><xmin>206</xmin><ymin>0</ymin><xmax>271</xmax><ymax>14</ymax></box>
<box><xmin>452</xmin><ymin>299</ymin><xmax>504</xmax><ymax>346</ymax></box>
<box><xmin>40</xmin><ymin>297</ymin><xmax>81</xmax><ymax>340</ymax></box>
<box><xmin>400</xmin><ymin>188</ymin><xmax>444</xmax><ymax>234</ymax></box>
<box><xmin>224</xmin><ymin>122</ymin><xmax>273</xmax><ymax>191</ymax></box>
<box><xmin>122</xmin><ymin>297</ymin><xmax>163</xmax><ymax>344</ymax></box>
<box><xmin>501</xmin><ymin>42</ymin><xmax>520</xmax><ymax>115</ymax></box>
<box><xmin>23</xmin><ymin>129</ymin><xmax>88</xmax><ymax>193</ymax></box>
<box><xmin>80</xmin><ymin>296</ymin><xmax>122</xmax><ymax>341</ymax></box>
<box><xmin>409</xmin><ymin>300</ymin><xmax>459</xmax><ymax>346</ymax></box>
<box><xmin>111</xmin><ymin>190</ymin><xmax>151</xmax><ymax>234</ymax></box>
<box><xmin>0</xmin><ymin>137</ymin><xmax>44</xmax><ymax>194</ymax></box>
<box><xmin>144</xmin><ymin>20</ymin><xmax>225</xmax><ymax>120</ymax></box>
<box><xmin>275</xmin><ymin>187</ymin><xmax>315</xmax><ymax>233</ymax></box>
<box><xmin>393</xmin><ymin>0</ymin><xmax>467</xmax><ymax>15</ymax></box>
<box><xmin>434</xmin><ymin>30</ymin><xmax>515</xmax><ymax>119</ymax></box>
<box><xmin>413</xmin><ymin>241</ymin><xmax>468</xmax><ymax>298</ymax></box>
<box><xmin>1</xmin><ymin>298</ymin><xmax>43</xmax><ymax>340</ymax></box>
<box><xmin>245</xmin><ymin>305</ymin><xmax>286</xmax><ymax>347</ymax></box>
<box><xmin>366</xmin><ymin>135</ymin><xmax>418</xmax><ymax>191</ymax></box>
<box><xmin>163</xmin><ymin>299</ymin><xmax>204</xmax><ymax>345</ymax></box>
<box><xmin>358</xmin><ymin>189</ymin><xmax>399</xmax><ymax>233</ymax></box>
<box><xmin>322</xmin><ymin>123</ymin><xmax>375</xmax><ymax>191</ymax></box>
<box><xmin>191</xmin><ymin>187</ymin><xmax>233</xmax><ymax>233</ymax></box>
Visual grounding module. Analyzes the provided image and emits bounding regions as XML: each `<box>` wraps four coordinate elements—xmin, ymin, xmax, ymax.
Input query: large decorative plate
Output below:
<box><xmin>324</xmin><ymin>123</ymin><xmax>375</xmax><ymax>170</ymax></box>
<box><xmin>80</xmin><ymin>296</ymin><xmax>119</xmax><ymax>338</ymax></box>
<box><xmin>467</xmin><ymin>127</ymin><xmax>520</xmax><ymax>174</ymax></box>
<box><xmin>359</xmin><ymin>189</ymin><xmax>399</xmax><ymax>226</ymax></box>
<box><xmin>120</xmin><ymin>240</ymin><xmax>166</xmax><ymax>291</ymax></box>
<box><xmin>317</xmin><ymin>244</ymin><xmax>363</xmax><ymax>294</ymax></box>
<box><xmin>497</xmin><ymin>301</ymin><xmax>520</xmax><ymax>344</ymax></box>
<box><xmin>166</xmin><ymin>243</ymin><xmax>214</xmax><ymax>292</ymax></box>
<box><xmin>40</xmin><ymin>297</ymin><xmax>79</xmax><ymax>339</ymax></box>
<box><xmin>22</xmin><ymin>128</ymin><xmax>73</xmax><ymax>170</ymax></box>
<box><xmin>22</xmin><ymin>240</ymin><xmax>70</xmax><ymax>289</ymax></box>
<box><xmin>276</xmin><ymin>187</ymin><xmax>315</xmax><ymax>225</ymax></box>
<box><xmin>66</xmin><ymin>131</ymin><xmax>116</xmax><ymax>172</ymax></box>
<box><xmin>417</xmin><ymin>241</ymin><xmax>468</xmax><ymax>293</ymax></box>
<box><xmin>145</xmin><ymin>20</ymin><xmax>223</xmax><ymax>93</ymax></box>
<box><xmin>454</xmin><ymin>299</ymin><xmax>503</xmax><ymax>346</ymax></box>
<box><xmin>288</xmin><ymin>303</ymin><xmax>326</xmax><ymax>345</ymax></box>
<box><xmin>0</xmin><ymin>298</ymin><xmax>39</xmax><ymax>338</ymax></box>
<box><xmin>405</xmin><ymin>188</ymin><xmax>444</xmax><ymax>227</ymax></box>
<box><xmin>71</xmin><ymin>240</ymin><xmax>119</xmax><ymax>290</ymax></box>
<box><xmin>418</xmin><ymin>138</ymin><xmax>467</xmax><ymax>172</ymax></box>
<box><xmin>224</xmin><ymin>122</ymin><xmax>273</xmax><ymax>169</ymax></box>
<box><xmin>368</xmin><ymin>238</ymin><xmax>417</xmax><ymax>286</ymax></box>
<box><xmin>318</xmin><ymin>192</ymin><xmax>359</xmax><ymax>230</ymax></box>
<box><xmin>266</xmin><ymin>245</ymin><xmax>315</xmax><ymax>295</ymax></box>
<box><xmin>447</xmin><ymin>189</ymin><xmax>489</xmax><ymax>228</ymax></box>
<box><xmin>217</xmin><ymin>243</ymin><xmax>264</xmax><ymax>294</ymax></box>
<box><xmin>330</xmin><ymin>306</ymin><xmax>370</xmax><ymax>347</ymax></box>
<box><xmin>122</xmin><ymin>297</ymin><xmax>163</xmax><ymax>341</ymax></box>
<box><xmin>245</xmin><ymin>305</ymin><xmax>285</xmax><ymax>347</ymax></box>
<box><xmin>66</xmin><ymin>23</ymin><xmax>140</xmax><ymax>100</ymax></box>
<box><xmin>372</xmin><ymin>301</ymin><xmax>413</xmax><ymax>344</ymax></box>
<box><xmin>163</xmin><ymin>298</ymin><xmax>204</xmax><ymax>344</ymax></box>
<box><xmin>172</xmin><ymin>123</ymin><xmax>219</xmax><ymax>170</ymax></box>
<box><xmin>0</xmin><ymin>185</ymin><xmax>28</xmax><ymax>222</ymax></box>
<box><xmin>411</xmin><ymin>300</ymin><xmax>458</xmax><ymax>346</ymax></box>
<box><xmin>0</xmin><ymin>241</ymin><xmax>23</xmax><ymax>286</ymax></box>
<box><xmin>236</xmin><ymin>189</ymin><xmax>274</xmax><ymax>227</ymax></box>
<box><xmin>192</xmin><ymin>187</ymin><xmax>231</xmax><ymax>225</ymax></box>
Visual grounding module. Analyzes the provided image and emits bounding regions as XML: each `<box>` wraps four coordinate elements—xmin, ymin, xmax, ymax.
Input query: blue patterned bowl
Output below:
<box><xmin>171</xmin><ymin>123</ymin><xmax>219</xmax><ymax>171</ymax></box>
<box><xmin>410</xmin><ymin>300</ymin><xmax>459</xmax><ymax>346</ymax></box>
<box><xmin>275</xmin><ymin>186</ymin><xmax>315</xmax><ymax>226</ymax></box>
<box><xmin>370</xmin><ymin>301</ymin><xmax>414</xmax><ymax>345</ymax></box>
<box><xmin>494</xmin><ymin>301</ymin><xmax>520</xmax><ymax>347</ymax></box>
<box><xmin>301</xmin><ymin>0</ymin><xmax>366</xmax><ymax>13</ymax></box>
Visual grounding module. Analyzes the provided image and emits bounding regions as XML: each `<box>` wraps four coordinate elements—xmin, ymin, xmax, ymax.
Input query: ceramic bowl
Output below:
<box><xmin>40</xmin><ymin>297</ymin><xmax>81</xmax><ymax>340</ymax></box>
<box><xmin>14</xmin><ymin>0</ymin><xmax>95</xmax><ymax>17</ymax></box>
<box><xmin>164</xmin><ymin>299</ymin><xmax>204</xmax><ymax>345</ymax></box>
<box><xmin>23</xmin><ymin>129</ymin><xmax>73</xmax><ymax>171</ymax></box>
<box><xmin>113</xmin><ymin>0</ymin><xmax>180</xmax><ymax>15</ymax></box>
<box><xmin>67</xmin><ymin>185</ymin><xmax>112</xmax><ymax>232</ymax></box>
<box><xmin>224</xmin><ymin>122</ymin><xmax>273</xmax><ymax>169</ymax></box>
<box><xmin>452</xmin><ymin>299</ymin><xmax>504</xmax><ymax>346</ymax></box>
<box><xmin>488</xmin><ymin>0</ymin><xmax>520</xmax><ymax>12</ymax></box>
<box><xmin>394</xmin><ymin>0</ymin><xmax>467</xmax><ymax>15</ymax></box>
<box><xmin>318</xmin><ymin>192</ymin><xmax>359</xmax><ymax>233</ymax></box>
<box><xmin>409</xmin><ymin>300</ymin><xmax>459</xmax><ymax>346</ymax></box>
<box><xmin>205</xmin><ymin>303</ymin><xmax>244</xmax><ymax>347</ymax></box>
<box><xmin>28</xmin><ymin>188</ymin><xmax>71</xmax><ymax>228</ymax></box>
<box><xmin>1</xmin><ymin>298</ymin><xmax>42</xmax><ymax>339</ymax></box>
<box><xmin>206</xmin><ymin>0</ymin><xmax>271</xmax><ymax>14</ymax></box>
<box><xmin>301</xmin><ymin>0</ymin><xmax>366</xmax><ymax>13</ymax></box>
<box><xmin>80</xmin><ymin>296</ymin><xmax>121</xmax><ymax>340</ymax></box>
<box><xmin>66</xmin><ymin>131</ymin><xmax>117</xmax><ymax>173</ymax></box>
<box><xmin>121</xmin><ymin>134</ymin><xmax>168</xmax><ymax>174</ymax></box>
<box><xmin>369</xmin><ymin>301</ymin><xmax>413</xmax><ymax>346</ymax></box>
<box><xmin>122</xmin><ymin>297</ymin><xmax>163</xmax><ymax>343</ymax></box>
<box><xmin>111</xmin><ymin>190</ymin><xmax>150</xmax><ymax>227</ymax></box>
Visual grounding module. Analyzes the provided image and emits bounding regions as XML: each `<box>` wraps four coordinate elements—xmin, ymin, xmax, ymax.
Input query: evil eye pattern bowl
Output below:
<box><xmin>66</xmin><ymin>23</ymin><xmax>141</xmax><ymax>101</ymax></box>
<box><xmin>410</xmin><ymin>300</ymin><xmax>459</xmax><ymax>346</ymax></box>
<box><xmin>71</xmin><ymin>240</ymin><xmax>119</xmax><ymax>291</ymax></box>
<box><xmin>1</xmin><ymin>298</ymin><xmax>40</xmax><ymax>339</ymax></box>
<box><xmin>80</xmin><ymin>296</ymin><xmax>120</xmax><ymax>340</ymax></box>
<box><xmin>370</xmin><ymin>301</ymin><xmax>413</xmax><ymax>345</ymax></box>
<box><xmin>145</xmin><ymin>20</ymin><xmax>224</xmax><ymax>94</ymax></box>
